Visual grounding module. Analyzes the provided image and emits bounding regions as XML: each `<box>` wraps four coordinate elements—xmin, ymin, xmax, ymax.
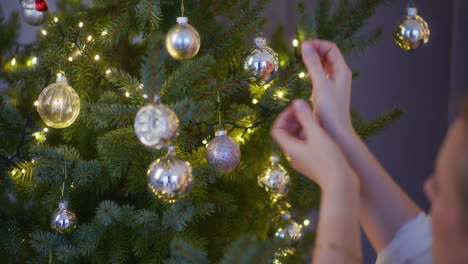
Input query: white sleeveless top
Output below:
<box><xmin>376</xmin><ymin>212</ymin><xmax>434</xmax><ymax>264</ymax></box>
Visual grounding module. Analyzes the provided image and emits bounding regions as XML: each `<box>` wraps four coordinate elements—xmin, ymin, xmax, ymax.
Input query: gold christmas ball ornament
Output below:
<box><xmin>258</xmin><ymin>156</ymin><xmax>290</xmax><ymax>198</ymax></box>
<box><xmin>275</xmin><ymin>219</ymin><xmax>303</xmax><ymax>241</ymax></box>
<box><xmin>37</xmin><ymin>74</ymin><xmax>80</xmax><ymax>128</ymax></box>
<box><xmin>20</xmin><ymin>0</ymin><xmax>49</xmax><ymax>26</ymax></box>
<box><xmin>206</xmin><ymin>130</ymin><xmax>241</xmax><ymax>173</ymax></box>
<box><xmin>147</xmin><ymin>146</ymin><xmax>193</xmax><ymax>203</ymax></box>
<box><xmin>166</xmin><ymin>16</ymin><xmax>201</xmax><ymax>60</ymax></box>
<box><xmin>243</xmin><ymin>36</ymin><xmax>279</xmax><ymax>83</ymax></box>
<box><xmin>51</xmin><ymin>201</ymin><xmax>77</xmax><ymax>233</ymax></box>
<box><xmin>134</xmin><ymin>96</ymin><xmax>179</xmax><ymax>149</ymax></box>
<box><xmin>394</xmin><ymin>7</ymin><xmax>430</xmax><ymax>51</ymax></box>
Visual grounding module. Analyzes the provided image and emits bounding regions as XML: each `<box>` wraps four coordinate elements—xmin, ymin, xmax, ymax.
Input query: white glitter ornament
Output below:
<box><xmin>258</xmin><ymin>156</ymin><xmax>290</xmax><ymax>198</ymax></box>
<box><xmin>243</xmin><ymin>36</ymin><xmax>279</xmax><ymax>83</ymax></box>
<box><xmin>36</xmin><ymin>74</ymin><xmax>80</xmax><ymax>128</ymax></box>
<box><xmin>147</xmin><ymin>146</ymin><xmax>193</xmax><ymax>203</ymax></box>
<box><xmin>206</xmin><ymin>130</ymin><xmax>241</xmax><ymax>173</ymax></box>
<box><xmin>134</xmin><ymin>96</ymin><xmax>179</xmax><ymax>149</ymax></box>
<box><xmin>51</xmin><ymin>201</ymin><xmax>77</xmax><ymax>233</ymax></box>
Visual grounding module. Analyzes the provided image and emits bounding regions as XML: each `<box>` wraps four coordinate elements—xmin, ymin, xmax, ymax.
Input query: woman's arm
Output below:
<box><xmin>271</xmin><ymin>99</ymin><xmax>362</xmax><ymax>263</ymax></box>
<box><xmin>301</xmin><ymin>39</ymin><xmax>421</xmax><ymax>252</ymax></box>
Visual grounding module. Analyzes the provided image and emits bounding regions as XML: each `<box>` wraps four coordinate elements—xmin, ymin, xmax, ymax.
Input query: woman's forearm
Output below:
<box><xmin>331</xmin><ymin>126</ymin><xmax>421</xmax><ymax>252</ymax></box>
<box><xmin>312</xmin><ymin>172</ymin><xmax>362</xmax><ymax>264</ymax></box>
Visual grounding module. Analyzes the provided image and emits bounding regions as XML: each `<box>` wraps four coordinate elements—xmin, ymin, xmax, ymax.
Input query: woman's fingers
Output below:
<box><xmin>292</xmin><ymin>99</ymin><xmax>321</xmax><ymax>135</ymax></box>
<box><xmin>310</xmin><ymin>40</ymin><xmax>350</xmax><ymax>81</ymax></box>
<box><xmin>302</xmin><ymin>41</ymin><xmax>328</xmax><ymax>88</ymax></box>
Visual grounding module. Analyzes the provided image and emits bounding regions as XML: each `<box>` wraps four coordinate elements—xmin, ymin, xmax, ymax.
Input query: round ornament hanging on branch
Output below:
<box><xmin>147</xmin><ymin>146</ymin><xmax>193</xmax><ymax>203</ymax></box>
<box><xmin>243</xmin><ymin>35</ymin><xmax>279</xmax><ymax>84</ymax></box>
<box><xmin>36</xmin><ymin>74</ymin><xmax>80</xmax><ymax>128</ymax></box>
<box><xmin>20</xmin><ymin>0</ymin><xmax>49</xmax><ymax>26</ymax></box>
<box><xmin>134</xmin><ymin>95</ymin><xmax>179</xmax><ymax>149</ymax></box>
<box><xmin>275</xmin><ymin>212</ymin><xmax>303</xmax><ymax>241</ymax></box>
<box><xmin>206</xmin><ymin>130</ymin><xmax>241</xmax><ymax>173</ymax></box>
<box><xmin>258</xmin><ymin>156</ymin><xmax>290</xmax><ymax>199</ymax></box>
<box><xmin>165</xmin><ymin>0</ymin><xmax>201</xmax><ymax>60</ymax></box>
<box><xmin>394</xmin><ymin>5</ymin><xmax>430</xmax><ymax>51</ymax></box>
<box><xmin>51</xmin><ymin>201</ymin><xmax>77</xmax><ymax>233</ymax></box>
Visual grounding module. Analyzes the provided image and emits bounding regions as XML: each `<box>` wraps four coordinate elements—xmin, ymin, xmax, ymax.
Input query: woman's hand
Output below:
<box><xmin>271</xmin><ymin>99</ymin><xmax>357</xmax><ymax>192</ymax></box>
<box><xmin>302</xmin><ymin>40</ymin><xmax>354</xmax><ymax>138</ymax></box>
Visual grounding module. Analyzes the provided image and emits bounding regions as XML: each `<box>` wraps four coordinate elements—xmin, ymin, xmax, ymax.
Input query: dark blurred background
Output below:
<box><xmin>2</xmin><ymin>0</ymin><xmax>468</xmax><ymax>263</ymax></box>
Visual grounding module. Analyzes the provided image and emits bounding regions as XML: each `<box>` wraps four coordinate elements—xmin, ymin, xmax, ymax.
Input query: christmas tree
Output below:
<box><xmin>0</xmin><ymin>0</ymin><xmax>403</xmax><ymax>263</ymax></box>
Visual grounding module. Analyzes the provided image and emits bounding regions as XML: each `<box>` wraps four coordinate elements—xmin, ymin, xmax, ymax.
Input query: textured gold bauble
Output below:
<box><xmin>166</xmin><ymin>16</ymin><xmax>201</xmax><ymax>60</ymax></box>
<box><xmin>37</xmin><ymin>75</ymin><xmax>80</xmax><ymax>128</ymax></box>
<box><xmin>258</xmin><ymin>156</ymin><xmax>290</xmax><ymax>198</ymax></box>
<box><xmin>394</xmin><ymin>7</ymin><xmax>430</xmax><ymax>51</ymax></box>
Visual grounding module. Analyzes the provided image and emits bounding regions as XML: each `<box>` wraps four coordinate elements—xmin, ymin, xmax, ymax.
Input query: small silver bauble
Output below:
<box><xmin>147</xmin><ymin>146</ymin><xmax>193</xmax><ymax>203</ymax></box>
<box><xmin>206</xmin><ymin>130</ymin><xmax>241</xmax><ymax>173</ymax></box>
<box><xmin>37</xmin><ymin>74</ymin><xmax>80</xmax><ymax>128</ymax></box>
<box><xmin>134</xmin><ymin>96</ymin><xmax>179</xmax><ymax>149</ymax></box>
<box><xmin>275</xmin><ymin>219</ymin><xmax>303</xmax><ymax>241</ymax></box>
<box><xmin>394</xmin><ymin>7</ymin><xmax>430</xmax><ymax>51</ymax></box>
<box><xmin>20</xmin><ymin>0</ymin><xmax>49</xmax><ymax>26</ymax></box>
<box><xmin>51</xmin><ymin>201</ymin><xmax>77</xmax><ymax>233</ymax></box>
<box><xmin>166</xmin><ymin>16</ymin><xmax>201</xmax><ymax>60</ymax></box>
<box><xmin>258</xmin><ymin>156</ymin><xmax>290</xmax><ymax>198</ymax></box>
<box><xmin>243</xmin><ymin>37</ymin><xmax>279</xmax><ymax>83</ymax></box>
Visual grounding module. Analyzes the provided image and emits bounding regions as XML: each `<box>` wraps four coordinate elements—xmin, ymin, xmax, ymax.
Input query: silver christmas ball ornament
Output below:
<box><xmin>258</xmin><ymin>156</ymin><xmax>290</xmax><ymax>198</ymax></box>
<box><xmin>51</xmin><ymin>201</ymin><xmax>77</xmax><ymax>233</ymax></box>
<box><xmin>275</xmin><ymin>219</ymin><xmax>303</xmax><ymax>241</ymax></box>
<box><xmin>147</xmin><ymin>146</ymin><xmax>193</xmax><ymax>203</ymax></box>
<box><xmin>20</xmin><ymin>0</ymin><xmax>49</xmax><ymax>26</ymax></box>
<box><xmin>134</xmin><ymin>96</ymin><xmax>179</xmax><ymax>149</ymax></box>
<box><xmin>37</xmin><ymin>74</ymin><xmax>80</xmax><ymax>128</ymax></box>
<box><xmin>394</xmin><ymin>7</ymin><xmax>430</xmax><ymax>51</ymax></box>
<box><xmin>206</xmin><ymin>130</ymin><xmax>241</xmax><ymax>173</ymax></box>
<box><xmin>166</xmin><ymin>17</ymin><xmax>201</xmax><ymax>60</ymax></box>
<box><xmin>243</xmin><ymin>37</ymin><xmax>279</xmax><ymax>83</ymax></box>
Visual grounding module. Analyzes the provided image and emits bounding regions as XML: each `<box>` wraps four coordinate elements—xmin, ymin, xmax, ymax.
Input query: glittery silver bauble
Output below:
<box><xmin>166</xmin><ymin>17</ymin><xmax>201</xmax><ymax>60</ymax></box>
<box><xmin>243</xmin><ymin>37</ymin><xmax>279</xmax><ymax>83</ymax></box>
<box><xmin>275</xmin><ymin>220</ymin><xmax>303</xmax><ymax>241</ymax></box>
<box><xmin>258</xmin><ymin>156</ymin><xmax>290</xmax><ymax>198</ymax></box>
<box><xmin>37</xmin><ymin>75</ymin><xmax>80</xmax><ymax>128</ymax></box>
<box><xmin>206</xmin><ymin>130</ymin><xmax>241</xmax><ymax>173</ymax></box>
<box><xmin>20</xmin><ymin>0</ymin><xmax>49</xmax><ymax>26</ymax></box>
<box><xmin>147</xmin><ymin>146</ymin><xmax>193</xmax><ymax>203</ymax></box>
<box><xmin>51</xmin><ymin>201</ymin><xmax>77</xmax><ymax>233</ymax></box>
<box><xmin>134</xmin><ymin>96</ymin><xmax>179</xmax><ymax>149</ymax></box>
<box><xmin>394</xmin><ymin>7</ymin><xmax>430</xmax><ymax>51</ymax></box>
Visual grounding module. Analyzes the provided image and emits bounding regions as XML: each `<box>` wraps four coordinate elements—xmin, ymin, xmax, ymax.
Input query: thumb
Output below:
<box><xmin>293</xmin><ymin>99</ymin><xmax>321</xmax><ymax>134</ymax></box>
<box><xmin>302</xmin><ymin>41</ymin><xmax>327</xmax><ymax>88</ymax></box>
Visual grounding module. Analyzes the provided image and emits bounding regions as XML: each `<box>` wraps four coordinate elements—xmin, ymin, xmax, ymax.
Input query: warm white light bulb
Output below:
<box><xmin>303</xmin><ymin>219</ymin><xmax>310</xmax><ymax>226</ymax></box>
<box><xmin>11</xmin><ymin>58</ymin><xmax>16</xmax><ymax>66</ymax></box>
<box><xmin>101</xmin><ymin>30</ymin><xmax>108</xmax><ymax>36</ymax></box>
<box><xmin>252</xmin><ymin>99</ymin><xmax>258</xmax><ymax>104</ymax></box>
<box><xmin>105</xmin><ymin>69</ymin><xmax>111</xmax><ymax>75</ymax></box>
<box><xmin>299</xmin><ymin>72</ymin><xmax>305</xmax><ymax>78</ymax></box>
<box><xmin>292</xmin><ymin>39</ymin><xmax>299</xmax><ymax>47</ymax></box>
<box><xmin>32</xmin><ymin>57</ymin><xmax>37</xmax><ymax>64</ymax></box>
<box><xmin>277</xmin><ymin>91</ymin><xmax>284</xmax><ymax>98</ymax></box>
<box><xmin>41</xmin><ymin>30</ymin><xmax>47</xmax><ymax>36</ymax></box>
<box><xmin>68</xmin><ymin>57</ymin><xmax>73</xmax><ymax>62</ymax></box>
<box><xmin>43</xmin><ymin>128</ymin><xmax>49</xmax><ymax>132</ymax></box>
<box><xmin>78</xmin><ymin>22</ymin><xmax>84</xmax><ymax>28</ymax></box>
<box><xmin>125</xmin><ymin>92</ymin><xmax>130</xmax><ymax>97</ymax></box>
<box><xmin>87</xmin><ymin>35</ymin><xmax>93</xmax><ymax>41</ymax></box>
<box><xmin>53</xmin><ymin>17</ymin><xmax>58</xmax><ymax>23</ymax></box>
<box><xmin>94</xmin><ymin>55</ymin><xmax>100</xmax><ymax>61</ymax></box>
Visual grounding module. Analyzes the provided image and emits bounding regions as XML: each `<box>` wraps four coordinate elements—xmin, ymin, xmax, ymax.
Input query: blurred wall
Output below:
<box><xmin>265</xmin><ymin>0</ymin><xmax>467</xmax><ymax>263</ymax></box>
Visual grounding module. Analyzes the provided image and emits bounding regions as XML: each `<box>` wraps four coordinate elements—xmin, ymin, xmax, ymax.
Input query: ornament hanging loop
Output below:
<box><xmin>181</xmin><ymin>0</ymin><xmax>185</xmax><ymax>16</ymax></box>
